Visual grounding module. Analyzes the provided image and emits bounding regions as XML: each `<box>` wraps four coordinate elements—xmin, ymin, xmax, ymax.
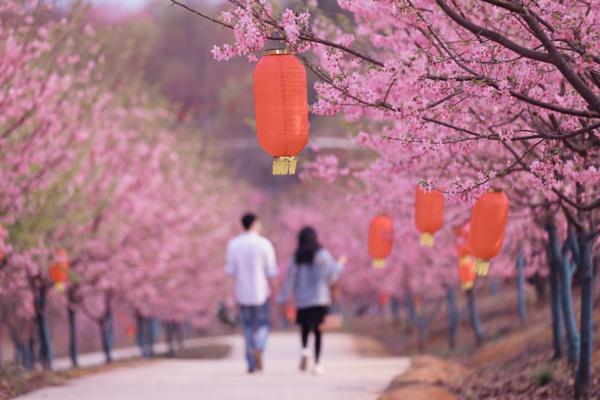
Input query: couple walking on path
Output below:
<box><xmin>225</xmin><ymin>213</ymin><xmax>345</xmax><ymax>375</ymax></box>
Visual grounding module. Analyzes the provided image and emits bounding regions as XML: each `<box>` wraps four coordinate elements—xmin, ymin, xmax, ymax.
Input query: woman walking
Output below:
<box><xmin>277</xmin><ymin>226</ymin><xmax>345</xmax><ymax>375</ymax></box>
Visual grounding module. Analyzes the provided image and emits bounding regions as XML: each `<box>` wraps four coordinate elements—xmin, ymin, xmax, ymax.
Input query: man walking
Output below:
<box><xmin>225</xmin><ymin>213</ymin><xmax>278</xmax><ymax>373</ymax></box>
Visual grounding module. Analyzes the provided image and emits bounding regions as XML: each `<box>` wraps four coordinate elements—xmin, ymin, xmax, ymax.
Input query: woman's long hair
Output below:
<box><xmin>294</xmin><ymin>226</ymin><xmax>321</xmax><ymax>265</ymax></box>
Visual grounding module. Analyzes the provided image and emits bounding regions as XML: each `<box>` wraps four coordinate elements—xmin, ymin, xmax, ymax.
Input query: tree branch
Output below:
<box><xmin>521</xmin><ymin>12</ymin><xmax>600</xmax><ymax>114</ymax></box>
<box><xmin>434</xmin><ymin>0</ymin><xmax>551</xmax><ymax>63</ymax></box>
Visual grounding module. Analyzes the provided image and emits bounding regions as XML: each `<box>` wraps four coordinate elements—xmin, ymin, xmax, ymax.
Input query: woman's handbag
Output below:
<box><xmin>284</xmin><ymin>304</ymin><xmax>296</xmax><ymax>323</ymax></box>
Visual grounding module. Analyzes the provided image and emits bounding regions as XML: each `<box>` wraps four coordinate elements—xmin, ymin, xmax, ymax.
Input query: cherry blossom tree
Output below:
<box><xmin>0</xmin><ymin>1</ymin><xmax>244</xmax><ymax>369</ymax></box>
<box><xmin>169</xmin><ymin>1</ymin><xmax>599</xmax><ymax>396</ymax></box>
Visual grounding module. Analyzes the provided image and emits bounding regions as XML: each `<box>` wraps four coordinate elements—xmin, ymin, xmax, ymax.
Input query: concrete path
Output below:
<box><xmin>17</xmin><ymin>332</ymin><xmax>410</xmax><ymax>400</ymax></box>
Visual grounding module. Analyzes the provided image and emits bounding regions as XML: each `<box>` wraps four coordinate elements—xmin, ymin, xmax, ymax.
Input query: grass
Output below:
<box><xmin>534</xmin><ymin>366</ymin><xmax>554</xmax><ymax>387</ymax></box>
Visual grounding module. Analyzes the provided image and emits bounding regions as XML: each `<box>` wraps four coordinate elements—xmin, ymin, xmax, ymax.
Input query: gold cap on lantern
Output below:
<box><xmin>273</xmin><ymin>156</ymin><xmax>298</xmax><ymax>175</ymax></box>
<box><xmin>475</xmin><ymin>259</ymin><xmax>490</xmax><ymax>276</ymax></box>
<box><xmin>420</xmin><ymin>233</ymin><xmax>434</xmax><ymax>247</ymax></box>
<box><xmin>265</xmin><ymin>48</ymin><xmax>291</xmax><ymax>56</ymax></box>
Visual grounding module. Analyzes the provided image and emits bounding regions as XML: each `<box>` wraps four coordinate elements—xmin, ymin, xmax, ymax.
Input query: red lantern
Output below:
<box><xmin>49</xmin><ymin>248</ymin><xmax>69</xmax><ymax>291</ymax></box>
<box><xmin>126</xmin><ymin>325</ymin><xmax>137</xmax><ymax>340</ymax></box>
<box><xmin>415</xmin><ymin>185</ymin><xmax>444</xmax><ymax>246</ymax></box>
<box><xmin>457</xmin><ymin>253</ymin><xmax>476</xmax><ymax>290</ymax></box>
<box><xmin>253</xmin><ymin>49</ymin><xmax>309</xmax><ymax>175</ymax></box>
<box><xmin>454</xmin><ymin>224</ymin><xmax>475</xmax><ymax>290</ymax></box>
<box><xmin>369</xmin><ymin>214</ymin><xmax>394</xmax><ymax>268</ymax></box>
<box><xmin>378</xmin><ymin>292</ymin><xmax>390</xmax><ymax>307</ymax></box>
<box><xmin>468</xmin><ymin>190</ymin><xmax>509</xmax><ymax>276</ymax></box>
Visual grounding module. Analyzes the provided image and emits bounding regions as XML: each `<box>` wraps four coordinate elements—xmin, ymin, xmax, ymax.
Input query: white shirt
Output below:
<box><xmin>225</xmin><ymin>231</ymin><xmax>278</xmax><ymax>306</ymax></box>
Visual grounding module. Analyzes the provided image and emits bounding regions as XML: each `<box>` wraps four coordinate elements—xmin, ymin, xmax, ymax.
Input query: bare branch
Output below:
<box><xmin>169</xmin><ymin>0</ymin><xmax>234</xmax><ymax>30</ymax></box>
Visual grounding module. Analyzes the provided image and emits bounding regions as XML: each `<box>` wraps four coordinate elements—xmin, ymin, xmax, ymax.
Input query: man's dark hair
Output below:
<box><xmin>241</xmin><ymin>213</ymin><xmax>257</xmax><ymax>230</ymax></box>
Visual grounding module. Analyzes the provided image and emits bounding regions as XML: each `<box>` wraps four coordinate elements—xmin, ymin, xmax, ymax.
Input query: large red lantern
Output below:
<box><xmin>468</xmin><ymin>190</ymin><xmax>509</xmax><ymax>276</ymax></box>
<box><xmin>49</xmin><ymin>248</ymin><xmax>69</xmax><ymax>291</ymax></box>
<box><xmin>253</xmin><ymin>49</ymin><xmax>309</xmax><ymax>175</ymax></box>
<box><xmin>415</xmin><ymin>185</ymin><xmax>444</xmax><ymax>246</ymax></box>
<box><xmin>369</xmin><ymin>214</ymin><xmax>394</xmax><ymax>268</ymax></box>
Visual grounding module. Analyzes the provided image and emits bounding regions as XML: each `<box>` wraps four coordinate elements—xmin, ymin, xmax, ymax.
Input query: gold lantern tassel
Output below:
<box><xmin>475</xmin><ymin>259</ymin><xmax>490</xmax><ymax>276</ymax></box>
<box><xmin>419</xmin><ymin>233</ymin><xmax>434</xmax><ymax>247</ymax></box>
<box><xmin>373</xmin><ymin>259</ymin><xmax>386</xmax><ymax>269</ymax></box>
<box><xmin>54</xmin><ymin>282</ymin><xmax>66</xmax><ymax>292</ymax></box>
<box><xmin>273</xmin><ymin>156</ymin><xmax>298</xmax><ymax>175</ymax></box>
<box><xmin>462</xmin><ymin>280</ymin><xmax>474</xmax><ymax>290</ymax></box>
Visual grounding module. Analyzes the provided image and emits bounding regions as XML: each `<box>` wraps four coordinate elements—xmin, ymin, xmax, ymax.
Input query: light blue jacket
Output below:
<box><xmin>277</xmin><ymin>249</ymin><xmax>343</xmax><ymax>309</ymax></box>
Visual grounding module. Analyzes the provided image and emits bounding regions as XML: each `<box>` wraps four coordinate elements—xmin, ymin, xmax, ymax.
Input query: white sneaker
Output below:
<box><xmin>313</xmin><ymin>363</ymin><xmax>325</xmax><ymax>375</ymax></box>
<box><xmin>299</xmin><ymin>349</ymin><xmax>309</xmax><ymax>371</ymax></box>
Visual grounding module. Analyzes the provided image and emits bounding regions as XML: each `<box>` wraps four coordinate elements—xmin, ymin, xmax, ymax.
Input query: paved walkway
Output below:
<box><xmin>17</xmin><ymin>332</ymin><xmax>410</xmax><ymax>399</ymax></box>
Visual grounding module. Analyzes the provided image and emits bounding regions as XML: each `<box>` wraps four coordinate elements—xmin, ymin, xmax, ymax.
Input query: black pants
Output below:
<box><xmin>296</xmin><ymin>306</ymin><xmax>328</xmax><ymax>363</ymax></box>
<box><xmin>300</xmin><ymin>324</ymin><xmax>322</xmax><ymax>362</ymax></box>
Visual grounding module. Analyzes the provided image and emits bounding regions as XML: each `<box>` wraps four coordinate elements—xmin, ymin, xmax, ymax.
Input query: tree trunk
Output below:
<box><xmin>148</xmin><ymin>318</ymin><xmax>159</xmax><ymax>357</ymax></box>
<box><xmin>546</xmin><ymin>224</ymin><xmax>564</xmax><ymax>359</ymax></box>
<box><xmin>165</xmin><ymin>321</ymin><xmax>175</xmax><ymax>357</ymax></box>
<box><xmin>135</xmin><ymin>312</ymin><xmax>148</xmax><ymax>357</ymax></box>
<box><xmin>446</xmin><ymin>286</ymin><xmax>458</xmax><ymax>350</ymax></box>
<box><xmin>416</xmin><ymin>317</ymin><xmax>428</xmax><ymax>352</ymax></box>
<box><xmin>34</xmin><ymin>285</ymin><xmax>52</xmax><ymax>369</ymax></box>
<box><xmin>137</xmin><ymin>314</ymin><xmax>156</xmax><ymax>358</ymax></box>
<box><xmin>466</xmin><ymin>288</ymin><xmax>484</xmax><ymax>345</ymax></box>
<box><xmin>99</xmin><ymin>308</ymin><xmax>113</xmax><ymax>363</ymax></box>
<box><xmin>574</xmin><ymin>234</ymin><xmax>594</xmax><ymax>400</ymax></box>
<box><xmin>28</xmin><ymin>333</ymin><xmax>36</xmax><ymax>367</ymax></box>
<box><xmin>0</xmin><ymin>329</ymin><xmax>3</xmax><ymax>369</ymax></box>
<box><xmin>404</xmin><ymin>293</ymin><xmax>417</xmax><ymax>334</ymax></box>
<box><xmin>68</xmin><ymin>304</ymin><xmax>79</xmax><ymax>368</ymax></box>
<box><xmin>10</xmin><ymin>329</ymin><xmax>33</xmax><ymax>370</ymax></box>
<box><xmin>516</xmin><ymin>247</ymin><xmax>527</xmax><ymax>324</ymax></box>
<box><xmin>176</xmin><ymin>322</ymin><xmax>185</xmax><ymax>350</ymax></box>
<box><xmin>527</xmin><ymin>271</ymin><xmax>546</xmax><ymax>302</ymax></box>
<box><xmin>558</xmin><ymin>240</ymin><xmax>579</xmax><ymax>366</ymax></box>
<box><xmin>136</xmin><ymin>314</ymin><xmax>159</xmax><ymax>358</ymax></box>
<box><xmin>17</xmin><ymin>342</ymin><xmax>33</xmax><ymax>370</ymax></box>
<box><xmin>490</xmin><ymin>277</ymin><xmax>500</xmax><ymax>295</ymax></box>
<box><xmin>67</xmin><ymin>287</ymin><xmax>80</xmax><ymax>368</ymax></box>
<box><xmin>390</xmin><ymin>296</ymin><xmax>402</xmax><ymax>328</ymax></box>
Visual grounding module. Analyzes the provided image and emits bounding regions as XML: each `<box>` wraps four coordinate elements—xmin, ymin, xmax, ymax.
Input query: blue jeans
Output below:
<box><xmin>239</xmin><ymin>301</ymin><xmax>270</xmax><ymax>371</ymax></box>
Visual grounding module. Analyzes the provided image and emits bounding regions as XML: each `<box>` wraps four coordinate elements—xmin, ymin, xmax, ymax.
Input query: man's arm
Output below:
<box><xmin>276</xmin><ymin>260</ymin><xmax>296</xmax><ymax>304</ymax></box>
<box><xmin>224</xmin><ymin>242</ymin><xmax>238</xmax><ymax>306</ymax></box>
<box><xmin>264</xmin><ymin>240</ymin><xmax>278</xmax><ymax>296</ymax></box>
<box><xmin>268</xmin><ymin>277</ymin><xmax>278</xmax><ymax>299</ymax></box>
